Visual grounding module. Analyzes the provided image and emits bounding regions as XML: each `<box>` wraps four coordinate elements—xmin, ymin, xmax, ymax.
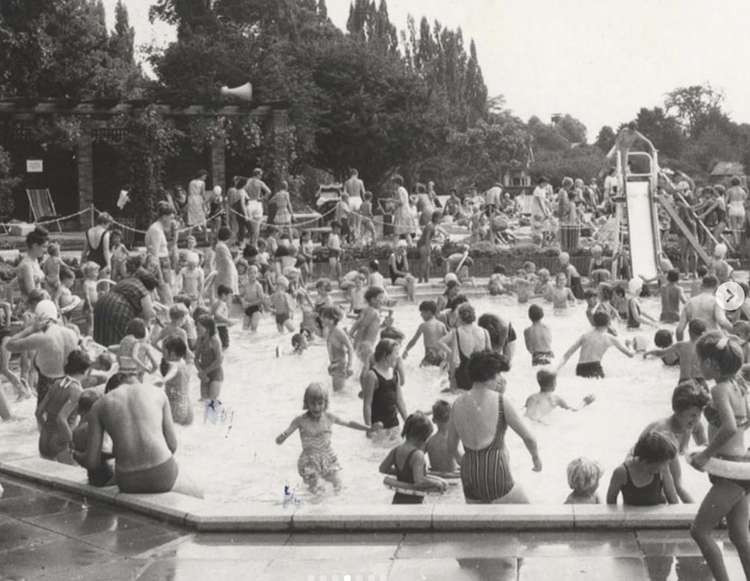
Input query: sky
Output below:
<box><xmin>105</xmin><ymin>0</ymin><xmax>750</xmax><ymax>141</ymax></box>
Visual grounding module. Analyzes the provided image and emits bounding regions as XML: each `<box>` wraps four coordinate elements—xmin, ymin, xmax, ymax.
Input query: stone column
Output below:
<box><xmin>77</xmin><ymin>126</ymin><xmax>93</xmax><ymax>229</ymax></box>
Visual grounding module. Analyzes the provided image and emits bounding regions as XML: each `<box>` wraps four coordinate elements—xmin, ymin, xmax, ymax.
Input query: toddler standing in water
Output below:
<box><xmin>565</xmin><ymin>458</ymin><xmax>603</xmax><ymax>504</ymax></box>
<box><xmin>689</xmin><ymin>333</ymin><xmax>750</xmax><ymax>581</ymax></box>
<box><xmin>195</xmin><ymin>316</ymin><xmax>223</xmax><ymax>414</ymax></box>
<box><xmin>380</xmin><ymin>412</ymin><xmax>448</xmax><ymax>504</ymax></box>
<box><xmin>276</xmin><ymin>383</ymin><xmax>373</xmax><ymax>494</ymax></box>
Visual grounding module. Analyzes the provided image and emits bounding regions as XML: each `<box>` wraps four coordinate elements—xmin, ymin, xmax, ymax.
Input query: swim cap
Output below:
<box><xmin>628</xmin><ymin>278</ymin><xmax>643</xmax><ymax>295</ymax></box>
<box><xmin>444</xmin><ymin>273</ymin><xmax>459</xmax><ymax>285</ymax></box>
<box><xmin>35</xmin><ymin>299</ymin><xmax>59</xmax><ymax>321</ymax></box>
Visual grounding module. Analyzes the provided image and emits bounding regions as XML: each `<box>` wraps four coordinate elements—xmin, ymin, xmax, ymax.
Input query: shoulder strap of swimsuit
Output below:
<box><xmin>622</xmin><ymin>463</ymin><xmax>632</xmax><ymax>485</ymax></box>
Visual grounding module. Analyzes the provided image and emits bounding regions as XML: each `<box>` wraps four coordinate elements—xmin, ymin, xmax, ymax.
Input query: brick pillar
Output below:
<box><xmin>210</xmin><ymin>136</ymin><xmax>226</xmax><ymax>193</ymax></box>
<box><xmin>77</xmin><ymin>127</ymin><xmax>93</xmax><ymax>229</ymax></box>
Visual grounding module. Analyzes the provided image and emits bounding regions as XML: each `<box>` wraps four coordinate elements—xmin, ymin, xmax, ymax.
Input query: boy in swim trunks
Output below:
<box><xmin>402</xmin><ymin>300</ymin><xmax>448</xmax><ymax>367</ymax></box>
<box><xmin>268</xmin><ymin>276</ymin><xmax>296</xmax><ymax>334</ymax></box>
<box><xmin>523</xmin><ymin>304</ymin><xmax>554</xmax><ymax>366</ymax></box>
<box><xmin>350</xmin><ymin>286</ymin><xmax>384</xmax><ymax>379</ymax></box>
<box><xmin>556</xmin><ymin>312</ymin><xmax>634</xmax><ymax>378</ymax></box>
<box><xmin>210</xmin><ymin>285</ymin><xmax>234</xmax><ymax>349</ymax></box>
<box><xmin>241</xmin><ymin>265</ymin><xmax>265</xmax><ymax>332</ymax></box>
<box><xmin>321</xmin><ymin>306</ymin><xmax>353</xmax><ymax>392</ymax></box>
<box><xmin>525</xmin><ymin>369</ymin><xmax>595</xmax><ymax>422</ymax></box>
<box><xmin>425</xmin><ymin>400</ymin><xmax>458</xmax><ymax>474</ymax></box>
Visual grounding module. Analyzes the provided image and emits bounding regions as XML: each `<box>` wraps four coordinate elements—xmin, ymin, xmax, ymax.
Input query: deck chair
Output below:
<box><xmin>26</xmin><ymin>189</ymin><xmax>61</xmax><ymax>232</ymax></box>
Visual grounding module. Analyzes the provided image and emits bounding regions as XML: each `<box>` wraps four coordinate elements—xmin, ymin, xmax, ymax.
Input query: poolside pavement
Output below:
<box><xmin>1</xmin><ymin>474</ymin><xmax>746</xmax><ymax>580</ymax></box>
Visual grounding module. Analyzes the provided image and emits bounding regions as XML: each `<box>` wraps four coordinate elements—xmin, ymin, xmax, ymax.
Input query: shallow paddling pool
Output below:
<box><xmin>0</xmin><ymin>295</ymin><xmax>712</xmax><ymax>506</ymax></box>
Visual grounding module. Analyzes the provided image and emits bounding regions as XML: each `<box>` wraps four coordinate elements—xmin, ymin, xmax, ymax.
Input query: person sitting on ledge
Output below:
<box><xmin>75</xmin><ymin>376</ymin><xmax>203</xmax><ymax>497</ymax></box>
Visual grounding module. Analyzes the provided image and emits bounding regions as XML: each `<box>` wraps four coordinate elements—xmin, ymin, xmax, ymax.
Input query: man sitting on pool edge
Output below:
<box><xmin>75</xmin><ymin>377</ymin><xmax>203</xmax><ymax>497</ymax></box>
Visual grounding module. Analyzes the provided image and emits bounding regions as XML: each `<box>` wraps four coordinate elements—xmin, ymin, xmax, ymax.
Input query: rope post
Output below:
<box><xmin>90</xmin><ymin>204</ymin><xmax>95</xmax><ymax>228</ymax></box>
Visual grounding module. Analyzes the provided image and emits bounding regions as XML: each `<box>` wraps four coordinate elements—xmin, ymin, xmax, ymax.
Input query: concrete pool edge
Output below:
<box><xmin>0</xmin><ymin>456</ymin><xmax>700</xmax><ymax>532</ymax></box>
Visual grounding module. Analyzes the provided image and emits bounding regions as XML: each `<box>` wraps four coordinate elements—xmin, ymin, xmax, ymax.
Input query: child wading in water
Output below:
<box><xmin>425</xmin><ymin>400</ymin><xmax>458</xmax><ymax>475</ymax></box>
<box><xmin>320</xmin><ymin>306</ymin><xmax>353</xmax><ymax>392</ymax></box>
<box><xmin>644</xmin><ymin>319</ymin><xmax>707</xmax><ymax>386</ymax></box>
<box><xmin>195</xmin><ymin>316</ymin><xmax>223</xmax><ymax>416</ymax></box>
<box><xmin>380</xmin><ymin>412</ymin><xmax>448</xmax><ymax>504</ymax></box>
<box><xmin>158</xmin><ymin>336</ymin><xmax>193</xmax><ymax>426</ymax></box>
<box><xmin>241</xmin><ymin>265</ymin><xmax>265</xmax><ymax>332</ymax></box>
<box><xmin>362</xmin><ymin>338</ymin><xmax>407</xmax><ymax>436</ymax></box>
<box><xmin>689</xmin><ymin>333</ymin><xmax>750</xmax><ymax>581</ymax></box>
<box><xmin>402</xmin><ymin>300</ymin><xmax>448</xmax><ymax>367</ymax></box>
<box><xmin>276</xmin><ymin>383</ymin><xmax>373</xmax><ymax>494</ymax></box>
<box><xmin>525</xmin><ymin>370</ymin><xmax>594</xmax><ymax>422</ymax></box>
<box><xmin>523</xmin><ymin>304</ymin><xmax>553</xmax><ymax>366</ymax></box>
<box><xmin>606</xmin><ymin>430</ymin><xmax>679</xmax><ymax>506</ymax></box>
<box><xmin>556</xmin><ymin>312</ymin><xmax>634</xmax><ymax>378</ymax></box>
<box><xmin>565</xmin><ymin>457</ymin><xmax>603</xmax><ymax>504</ymax></box>
<box><xmin>550</xmin><ymin>272</ymin><xmax>576</xmax><ymax>311</ymax></box>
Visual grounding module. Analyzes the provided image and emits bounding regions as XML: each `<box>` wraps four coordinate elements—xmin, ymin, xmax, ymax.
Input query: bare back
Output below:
<box><xmin>578</xmin><ymin>330</ymin><xmax>616</xmax><ymax>364</ymax></box>
<box><xmin>99</xmin><ymin>384</ymin><xmax>173</xmax><ymax>472</ymax></box>
<box><xmin>686</xmin><ymin>294</ymin><xmax>719</xmax><ymax>330</ymax></box>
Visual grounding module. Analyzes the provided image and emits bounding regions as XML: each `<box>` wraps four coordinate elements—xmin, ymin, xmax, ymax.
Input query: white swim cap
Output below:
<box><xmin>445</xmin><ymin>273</ymin><xmax>459</xmax><ymax>285</ymax></box>
<box><xmin>35</xmin><ymin>300</ymin><xmax>59</xmax><ymax>321</ymax></box>
<box><xmin>628</xmin><ymin>278</ymin><xmax>643</xmax><ymax>295</ymax></box>
<box><xmin>714</xmin><ymin>243</ymin><xmax>727</xmax><ymax>259</ymax></box>
<box><xmin>186</xmin><ymin>251</ymin><xmax>200</xmax><ymax>266</ymax></box>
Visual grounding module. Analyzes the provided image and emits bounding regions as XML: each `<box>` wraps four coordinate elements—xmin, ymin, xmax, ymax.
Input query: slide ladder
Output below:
<box><xmin>656</xmin><ymin>195</ymin><xmax>711</xmax><ymax>265</ymax></box>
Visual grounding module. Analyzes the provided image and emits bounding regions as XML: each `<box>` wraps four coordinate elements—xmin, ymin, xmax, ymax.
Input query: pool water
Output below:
<box><xmin>0</xmin><ymin>295</ymin><xmax>712</xmax><ymax>506</ymax></box>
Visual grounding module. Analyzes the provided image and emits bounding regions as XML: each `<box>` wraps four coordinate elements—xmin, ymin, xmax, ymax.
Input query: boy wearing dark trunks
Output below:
<box><xmin>425</xmin><ymin>400</ymin><xmax>458</xmax><ymax>474</ymax></box>
<box><xmin>660</xmin><ymin>269</ymin><xmax>686</xmax><ymax>323</ymax></box>
<box><xmin>350</xmin><ymin>286</ymin><xmax>384</xmax><ymax>376</ymax></box>
<box><xmin>523</xmin><ymin>304</ymin><xmax>553</xmax><ymax>366</ymax></box>
<box><xmin>402</xmin><ymin>301</ymin><xmax>448</xmax><ymax>367</ymax></box>
<box><xmin>556</xmin><ymin>312</ymin><xmax>634</xmax><ymax>378</ymax></box>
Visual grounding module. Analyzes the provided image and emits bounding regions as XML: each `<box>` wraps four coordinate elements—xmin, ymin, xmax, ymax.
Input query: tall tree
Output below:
<box><xmin>555</xmin><ymin>114</ymin><xmax>587</xmax><ymax>144</ymax></box>
<box><xmin>149</xmin><ymin>0</ymin><xmax>217</xmax><ymax>38</ymax></box>
<box><xmin>111</xmin><ymin>0</ymin><xmax>135</xmax><ymax>64</ymax></box>
<box><xmin>594</xmin><ymin>125</ymin><xmax>616</xmax><ymax>153</ymax></box>
<box><xmin>665</xmin><ymin>84</ymin><xmax>725</xmax><ymax>138</ymax></box>
<box><xmin>632</xmin><ymin>107</ymin><xmax>684</xmax><ymax>160</ymax></box>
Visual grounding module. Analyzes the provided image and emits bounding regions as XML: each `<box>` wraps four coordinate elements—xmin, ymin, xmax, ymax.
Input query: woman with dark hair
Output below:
<box><xmin>82</xmin><ymin>212</ymin><xmax>112</xmax><ymax>273</ymax></box>
<box><xmin>17</xmin><ymin>227</ymin><xmax>49</xmax><ymax>302</ymax></box>
<box><xmin>478</xmin><ymin>313</ymin><xmax>517</xmax><ymax>366</ymax></box>
<box><xmin>447</xmin><ymin>351</ymin><xmax>541</xmax><ymax>504</ymax></box>
<box><xmin>93</xmin><ymin>269</ymin><xmax>158</xmax><ymax>346</ymax></box>
<box><xmin>438</xmin><ymin>303</ymin><xmax>490</xmax><ymax>391</ymax></box>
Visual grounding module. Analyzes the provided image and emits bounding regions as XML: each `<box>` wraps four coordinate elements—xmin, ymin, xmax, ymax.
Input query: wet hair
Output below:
<box><xmin>373</xmin><ymin>338</ymin><xmax>399</xmax><ymax>363</ymax></box>
<box><xmin>654</xmin><ymin>329</ymin><xmax>673</xmax><ymax>348</ymax></box>
<box><xmin>702</xmin><ymin>275</ymin><xmax>718</xmax><ymax>289</ymax></box>
<box><xmin>672</xmin><ymin>382</ymin><xmax>710</xmax><ymax>413</ymax></box>
<box><xmin>567</xmin><ymin>458</ymin><xmax>603</xmax><ymax>493</ymax></box>
<box><xmin>493</xmin><ymin>265</ymin><xmax>506</xmax><ymax>275</ymax></box>
<box><xmin>368</xmin><ymin>260</ymin><xmax>380</xmax><ymax>271</ymax></box>
<box><xmin>688</xmin><ymin>318</ymin><xmax>707</xmax><ymax>338</ymax></box>
<box><xmin>60</xmin><ymin>267</ymin><xmax>75</xmax><ymax>282</ymax></box>
<box><xmin>319</xmin><ymin>305</ymin><xmax>342</xmax><ymax>325</ymax></box>
<box><xmin>592</xmin><ymin>312</ymin><xmax>610</xmax><ymax>328</ymax></box>
<box><xmin>291</xmin><ymin>333</ymin><xmax>304</xmax><ymax>349</ymax></box>
<box><xmin>666</xmin><ymin>269</ymin><xmax>680</xmax><ymax>283</ymax></box>
<box><xmin>303</xmin><ymin>382</ymin><xmax>329</xmax><ymax>410</ymax></box>
<box><xmin>169</xmin><ymin>304</ymin><xmax>187</xmax><ymax>321</ymax></box>
<box><xmin>163</xmin><ymin>336</ymin><xmax>187</xmax><ymax>359</ymax></box>
<box><xmin>26</xmin><ymin>227</ymin><xmax>49</xmax><ymax>248</ymax></box>
<box><xmin>125</xmin><ymin>318</ymin><xmax>147</xmax><ymax>339</ymax></box>
<box><xmin>583</xmin><ymin>289</ymin><xmax>597</xmax><ymax>301</ymax></box>
<box><xmin>197</xmin><ymin>315</ymin><xmax>216</xmax><ymax>337</ymax></box>
<box><xmin>64</xmin><ymin>350</ymin><xmax>92</xmax><ymax>376</ymax></box>
<box><xmin>419</xmin><ymin>300</ymin><xmax>437</xmax><ymax>315</ymax></box>
<box><xmin>364</xmin><ymin>286</ymin><xmax>384</xmax><ymax>303</ymax></box>
<box><xmin>633</xmin><ymin>430</ymin><xmax>677</xmax><ymax>464</ymax></box>
<box><xmin>599</xmin><ymin>284</ymin><xmax>613</xmax><ymax>301</ymax></box>
<box><xmin>401</xmin><ymin>412</ymin><xmax>433</xmax><ymax>443</ymax></box>
<box><xmin>315</xmin><ymin>278</ymin><xmax>332</xmax><ymax>291</ymax></box>
<box><xmin>105</xmin><ymin>372</ymin><xmax>128</xmax><ymax>393</ymax></box>
<box><xmin>731</xmin><ymin>176</ymin><xmax>742</xmax><ymax>186</ymax></box>
<box><xmin>478</xmin><ymin>313</ymin><xmax>508</xmax><ymax>349</ymax></box>
<box><xmin>696</xmin><ymin>331</ymin><xmax>743</xmax><ymax>376</ymax></box>
<box><xmin>457</xmin><ymin>303</ymin><xmax>476</xmax><ymax>325</ymax></box>
<box><xmin>218</xmin><ymin>227</ymin><xmax>232</xmax><ymax>242</ymax></box>
<box><xmin>528</xmin><ymin>304</ymin><xmax>544</xmax><ymax>322</ymax></box>
<box><xmin>77</xmin><ymin>389</ymin><xmax>101</xmax><ymax>414</ymax></box>
<box><xmin>467</xmin><ymin>350</ymin><xmax>509</xmax><ymax>385</ymax></box>
<box><xmin>135</xmin><ymin>269</ymin><xmax>159</xmax><ymax>291</ymax></box>
<box><xmin>432</xmin><ymin>399</ymin><xmax>451</xmax><ymax>423</ymax></box>
<box><xmin>536</xmin><ymin>369</ymin><xmax>556</xmax><ymax>392</ymax></box>
<box><xmin>216</xmin><ymin>284</ymin><xmax>232</xmax><ymax>298</ymax></box>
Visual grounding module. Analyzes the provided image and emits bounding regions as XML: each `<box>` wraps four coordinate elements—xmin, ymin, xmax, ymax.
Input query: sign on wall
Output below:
<box><xmin>26</xmin><ymin>159</ymin><xmax>43</xmax><ymax>173</ymax></box>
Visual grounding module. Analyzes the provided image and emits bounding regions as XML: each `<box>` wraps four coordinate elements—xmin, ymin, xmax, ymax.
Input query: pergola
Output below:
<box><xmin>0</xmin><ymin>99</ymin><xmax>288</xmax><ymax>226</ymax></box>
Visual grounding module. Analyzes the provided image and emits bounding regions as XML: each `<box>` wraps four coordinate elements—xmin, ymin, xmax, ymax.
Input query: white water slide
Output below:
<box><xmin>625</xmin><ymin>179</ymin><xmax>660</xmax><ymax>281</ymax></box>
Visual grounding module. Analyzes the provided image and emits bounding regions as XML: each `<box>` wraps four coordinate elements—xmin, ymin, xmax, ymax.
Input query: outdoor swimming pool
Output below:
<box><xmin>0</xmin><ymin>295</ymin><xmax>712</xmax><ymax>506</ymax></box>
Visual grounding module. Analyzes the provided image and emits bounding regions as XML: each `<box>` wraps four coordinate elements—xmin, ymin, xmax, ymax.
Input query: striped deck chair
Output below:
<box><xmin>26</xmin><ymin>189</ymin><xmax>62</xmax><ymax>232</ymax></box>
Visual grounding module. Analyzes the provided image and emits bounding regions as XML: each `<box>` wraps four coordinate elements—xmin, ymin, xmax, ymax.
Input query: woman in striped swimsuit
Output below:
<box><xmin>447</xmin><ymin>350</ymin><xmax>542</xmax><ymax>503</ymax></box>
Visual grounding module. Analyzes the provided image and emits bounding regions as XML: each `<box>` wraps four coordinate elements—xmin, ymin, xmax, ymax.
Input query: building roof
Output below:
<box><xmin>710</xmin><ymin>161</ymin><xmax>745</xmax><ymax>176</ymax></box>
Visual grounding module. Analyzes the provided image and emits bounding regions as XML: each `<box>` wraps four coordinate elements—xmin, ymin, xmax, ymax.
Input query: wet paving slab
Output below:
<box><xmin>2</xmin><ymin>474</ymin><xmax>747</xmax><ymax>580</ymax></box>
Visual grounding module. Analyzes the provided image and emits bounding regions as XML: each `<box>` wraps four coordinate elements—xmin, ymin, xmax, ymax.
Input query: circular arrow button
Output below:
<box><xmin>716</xmin><ymin>281</ymin><xmax>745</xmax><ymax>311</ymax></box>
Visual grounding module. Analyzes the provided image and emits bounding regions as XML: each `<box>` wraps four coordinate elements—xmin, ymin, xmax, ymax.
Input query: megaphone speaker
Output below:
<box><xmin>220</xmin><ymin>82</ymin><xmax>253</xmax><ymax>102</ymax></box>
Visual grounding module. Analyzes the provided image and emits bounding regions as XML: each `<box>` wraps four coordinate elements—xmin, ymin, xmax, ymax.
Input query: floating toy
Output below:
<box><xmin>688</xmin><ymin>447</ymin><xmax>750</xmax><ymax>479</ymax></box>
<box><xmin>427</xmin><ymin>470</ymin><xmax>461</xmax><ymax>480</ymax></box>
<box><xmin>383</xmin><ymin>476</ymin><xmax>428</xmax><ymax>497</ymax></box>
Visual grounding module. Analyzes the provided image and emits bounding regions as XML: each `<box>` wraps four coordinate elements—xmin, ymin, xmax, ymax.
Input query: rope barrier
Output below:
<box><xmin>226</xmin><ymin>205</ymin><xmax>337</xmax><ymax>230</ymax></box>
<box><xmin>0</xmin><ymin>207</ymin><xmax>91</xmax><ymax>229</ymax></box>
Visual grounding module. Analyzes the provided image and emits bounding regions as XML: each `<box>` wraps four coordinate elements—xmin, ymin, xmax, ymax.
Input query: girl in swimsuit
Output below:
<box><xmin>379</xmin><ymin>412</ymin><xmax>447</xmax><ymax>504</ymax></box>
<box><xmin>606</xmin><ymin>430</ymin><xmax>678</xmax><ymax>506</ymax></box>
<box><xmin>447</xmin><ymin>351</ymin><xmax>541</xmax><ymax>504</ymax></box>
<box><xmin>690</xmin><ymin>333</ymin><xmax>750</xmax><ymax>581</ymax></box>
<box><xmin>362</xmin><ymin>339</ymin><xmax>407</xmax><ymax>436</ymax></box>
<box><xmin>276</xmin><ymin>383</ymin><xmax>373</xmax><ymax>494</ymax></box>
